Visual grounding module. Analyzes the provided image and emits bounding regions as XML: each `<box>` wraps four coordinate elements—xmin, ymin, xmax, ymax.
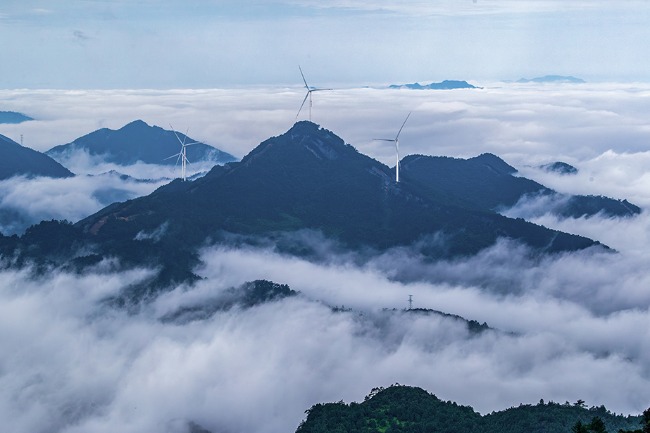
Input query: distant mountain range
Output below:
<box><xmin>0</xmin><ymin>133</ymin><xmax>73</xmax><ymax>180</ymax></box>
<box><xmin>0</xmin><ymin>111</ymin><xmax>33</xmax><ymax>124</ymax></box>
<box><xmin>77</xmin><ymin>121</ymin><xmax>601</xmax><ymax>258</ymax></box>
<box><xmin>389</xmin><ymin>80</ymin><xmax>478</xmax><ymax>90</ymax></box>
<box><xmin>0</xmin><ymin>121</ymin><xmax>640</xmax><ymax>298</ymax></box>
<box><xmin>516</xmin><ymin>75</ymin><xmax>586</xmax><ymax>84</ymax></box>
<box><xmin>46</xmin><ymin>120</ymin><xmax>237</xmax><ymax>166</ymax></box>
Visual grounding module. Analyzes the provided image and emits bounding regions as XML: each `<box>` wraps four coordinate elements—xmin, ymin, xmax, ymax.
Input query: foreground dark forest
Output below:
<box><xmin>296</xmin><ymin>385</ymin><xmax>647</xmax><ymax>433</ymax></box>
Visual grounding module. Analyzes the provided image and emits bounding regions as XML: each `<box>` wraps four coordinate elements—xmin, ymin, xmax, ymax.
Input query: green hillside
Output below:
<box><xmin>295</xmin><ymin>385</ymin><xmax>644</xmax><ymax>433</ymax></box>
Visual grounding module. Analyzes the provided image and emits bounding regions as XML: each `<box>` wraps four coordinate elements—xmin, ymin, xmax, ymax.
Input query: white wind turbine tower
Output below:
<box><xmin>374</xmin><ymin>112</ymin><xmax>411</xmax><ymax>183</ymax></box>
<box><xmin>165</xmin><ymin>124</ymin><xmax>199</xmax><ymax>181</ymax></box>
<box><xmin>296</xmin><ymin>65</ymin><xmax>332</xmax><ymax>122</ymax></box>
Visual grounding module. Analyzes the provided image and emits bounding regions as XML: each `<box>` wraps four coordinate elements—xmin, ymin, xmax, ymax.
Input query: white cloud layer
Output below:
<box><xmin>2</xmin><ymin>234</ymin><xmax>650</xmax><ymax>433</ymax></box>
<box><xmin>0</xmin><ymin>172</ymin><xmax>167</xmax><ymax>234</ymax></box>
<box><xmin>1</xmin><ymin>83</ymin><xmax>650</xmax><ymax>432</ymax></box>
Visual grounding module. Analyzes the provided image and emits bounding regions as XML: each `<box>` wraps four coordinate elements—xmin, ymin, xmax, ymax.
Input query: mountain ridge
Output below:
<box><xmin>0</xmin><ymin>122</ymin><xmax>614</xmax><ymax>299</ymax></box>
<box><xmin>295</xmin><ymin>385</ymin><xmax>644</xmax><ymax>433</ymax></box>
<box><xmin>0</xmin><ymin>133</ymin><xmax>74</xmax><ymax>180</ymax></box>
<box><xmin>516</xmin><ymin>75</ymin><xmax>586</xmax><ymax>84</ymax></box>
<box><xmin>389</xmin><ymin>80</ymin><xmax>478</xmax><ymax>90</ymax></box>
<box><xmin>46</xmin><ymin>119</ymin><xmax>237</xmax><ymax>167</ymax></box>
<box><xmin>77</xmin><ymin>121</ymin><xmax>601</xmax><ymax>258</ymax></box>
<box><xmin>0</xmin><ymin>111</ymin><xmax>34</xmax><ymax>124</ymax></box>
<box><xmin>400</xmin><ymin>153</ymin><xmax>639</xmax><ymax>218</ymax></box>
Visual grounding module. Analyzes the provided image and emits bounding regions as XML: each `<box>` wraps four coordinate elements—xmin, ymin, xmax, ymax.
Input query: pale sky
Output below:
<box><xmin>1</xmin><ymin>0</ymin><xmax>650</xmax><ymax>88</ymax></box>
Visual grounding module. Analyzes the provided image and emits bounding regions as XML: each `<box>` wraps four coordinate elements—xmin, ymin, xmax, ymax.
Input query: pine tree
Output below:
<box><xmin>588</xmin><ymin>417</ymin><xmax>608</xmax><ymax>433</ymax></box>
<box><xmin>572</xmin><ymin>420</ymin><xmax>589</xmax><ymax>433</ymax></box>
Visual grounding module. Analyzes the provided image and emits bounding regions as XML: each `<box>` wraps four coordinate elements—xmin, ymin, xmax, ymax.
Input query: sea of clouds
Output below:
<box><xmin>0</xmin><ymin>83</ymin><xmax>649</xmax><ymax>433</ymax></box>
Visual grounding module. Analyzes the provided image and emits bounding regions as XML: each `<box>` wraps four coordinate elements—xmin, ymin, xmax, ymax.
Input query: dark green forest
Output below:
<box><xmin>295</xmin><ymin>385</ymin><xmax>646</xmax><ymax>433</ymax></box>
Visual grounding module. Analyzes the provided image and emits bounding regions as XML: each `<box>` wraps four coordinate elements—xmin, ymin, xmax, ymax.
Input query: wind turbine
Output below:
<box><xmin>296</xmin><ymin>65</ymin><xmax>332</xmax><ymax>122</ymax></box>
<box><xmin>165</xmin><ymin>124</ymin><xmax>199</xmax><ymax>181</ymax></box>
<box><xmin>374</xmin><ymin>112</ymin><xmax>411</xmax><ymax>183</ymax></box>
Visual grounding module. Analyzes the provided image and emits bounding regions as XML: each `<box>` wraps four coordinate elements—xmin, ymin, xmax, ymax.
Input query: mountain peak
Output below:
<box><xmin>122</xmin><ymin>119</ymin><xmax>150</xmax><ymax>130</ymax></box>
<box><xmin>289</xmin><ymin>120</ymin><xmax>321</xmax><ymax>134</ymax></box>
<box><xmin>241</xmin><ymin>121</ymin><xmax>356</xmax><ymax>167</ymax></box>
<box><xmin>286</xmin><ymin>121</ymin><xmax>340</xmax><ymax>146</ymax></box>
<box><xmin>469</xmin><ymin>153</ymin><xmax>517</xmax><ymax>175</ymax></box>
<box><xmin>46</xmin><ymin>120</ymin><xmax>237</xmax><ymax>166</ymax></box>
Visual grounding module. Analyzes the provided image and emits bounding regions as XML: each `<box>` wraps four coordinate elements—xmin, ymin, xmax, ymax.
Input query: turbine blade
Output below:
<box><xmin>170</xmin><ymin>124</ymin><xmax>184</xmax><ymax>145</ymax></box>
<box><xmin>299</xmin><ymin>65</ymin><xmax>309</xmax><ymax>89</ymax></box>
<box><xmin>311</xmin><ymin>88</ymin><xmax>333</xmax><ymax>92</ymax></box>
<box><xmin>395</xmin><ymin>111</ymin><xmax>412</xmax><ymax>140</ymax></box>
<box><xmin>296</xmin><ymin>92</ymin><xmax>310</xmax><ymax>119</ymax></box>
<box><xmin>164</xmin><ymin>152</ymin><xmax>181</xmax><ymax>160</ymax></box>
<box><xmin>183</xmin><ymin>127</ymin><xmax>190</xmax><ymax>146</ymax></box>
<box><xmin>373</xmin><ymin>138</ymin><xmax>396</xmax><ymax>142</ymax></box>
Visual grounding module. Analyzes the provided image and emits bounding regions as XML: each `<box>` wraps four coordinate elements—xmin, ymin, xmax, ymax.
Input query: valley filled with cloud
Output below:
<box><xmin>1</xmin><ymin>83</ymin><xmax>650</xmax><ymax>433</ymax></box>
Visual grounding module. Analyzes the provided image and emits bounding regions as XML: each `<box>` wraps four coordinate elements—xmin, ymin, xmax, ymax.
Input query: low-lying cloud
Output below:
<box><xmin>48</xmin><ymin>147</ymin><xmax>220</xmax><ymax>180</ymax></box>
<box><xmin>1</xmin><ymin>84</ymin><xmax>650</xmax><ymax>432</ymax></box>
<box><xmin>0</xmin><ymin>172</ymin><xmax>167</xmax><ymax>234</ymax></box>
<box><xmin>2</xmin><ymin>228</ymin><xmax>650</xmax><ymax>433</ymax></box>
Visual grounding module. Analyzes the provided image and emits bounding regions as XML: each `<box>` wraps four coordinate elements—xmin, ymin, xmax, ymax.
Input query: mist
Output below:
<box><xmin>2</xmin><ymin>228</ymin><xmax>650</xmax><ymax>433</ymax></box>
<box><xmin>1</xmin><ymin>83</ymin><xmax>650</xmax><ymax>432</ymax></box>
<box><xmin>0</xmin><ymin>172</ymin><xmax>168</xmax><ymax>235</ymax></box>
<box><xmin>44</xmin><ymin>146</ymin><xmax>220</xmax><ymax>180</ymax></box>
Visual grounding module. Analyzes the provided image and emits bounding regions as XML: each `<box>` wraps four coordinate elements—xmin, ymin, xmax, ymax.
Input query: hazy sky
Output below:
<box><xmin>2</xmin><ymin>0</ymin><xmax>650</xmax><ymax>88</ymax></box>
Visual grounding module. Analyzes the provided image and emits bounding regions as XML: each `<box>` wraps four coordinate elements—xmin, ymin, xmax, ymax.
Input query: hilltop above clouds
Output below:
<box><xmin>0</xmin><ymin>111</ymin><xmax>34</xmax><ymax>124</ymax></box>
<box><xmin>46</xmin><ymin>119</ymin><xmax>237</xmax><ymax>170</ymax></box>
<box><xmin>0</xmin><ymin>133</ymin><xmax>73</xmax><ymax>180</ymax></box>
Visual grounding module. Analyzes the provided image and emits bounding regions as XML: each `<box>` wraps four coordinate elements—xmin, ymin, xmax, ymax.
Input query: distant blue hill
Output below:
<box><xmin>0</xmin><ymin>134</ymin><xmax>73</xmax><ymax>180</ymax></box>
<box><xmin>46</xmin><ymin>120</ymin><xmax>237</xmax><ymax>166</ymax></box>
<box><xmin>517</xmin><ymin>75</ymin><xmax>585</xmax><ymax>84</ymax></box>
<box><xmin>389</xmin><ymin>80</ymin><xmax>478</xmax><ymax>90</ymax></box>
<box><xmin>0</xmin><ymin>111</ymin><xmax>34</xmax><ymax>124</ymax></box>
<box><xmin>540</xmin><ymin>161</ymin><xmax>578</xmax><ymax>175</ymax></box>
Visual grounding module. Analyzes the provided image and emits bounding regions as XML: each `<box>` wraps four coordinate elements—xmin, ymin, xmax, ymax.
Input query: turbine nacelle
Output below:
<box><xmin>373</xmin><ymin>112</ymin><xmax>411</xmax><ymax>183</ymax></box>
<box><xmin>165</xmin><ymin>124</ymin><xmax>200</xmax><ymax>181</ymax></box>
<box><xmin>296</xmin><ymin>65</ymin><xmax>332</xmax><ymax>122</ymax></box>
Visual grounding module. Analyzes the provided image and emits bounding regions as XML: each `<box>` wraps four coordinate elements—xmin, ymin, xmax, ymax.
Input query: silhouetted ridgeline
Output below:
<box><xmin>0</xmin><ymin>133</ymin><xmax>73</xmax><ymax>179</ymax></box>
<box><xmin>389</xmin><ymin>80</ymin><xmax>478</xmax><ymax>90</ymax></box>
<box><xmin>0</xmin><ymin>122</ymin><xmax>640</xmax><ymax>300</ymax></box>
<box><xmin>0</xmin><ymin>111</ymin><xmax>33</xmax><ymax>124</ymax></box>
<box><xmin>401</xmin><ymin>154</ymin><xmax>639</xmax><ymax>218</ymax></box>
<box><xmin>46</xmin><ymin>119</ymin><xmax>237</xmax><ymax>166</ymax></box>
<box><xmin>295</xmin><ymin>385</ymin><xmax>644</xmax><ymax>433</ymax></box>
